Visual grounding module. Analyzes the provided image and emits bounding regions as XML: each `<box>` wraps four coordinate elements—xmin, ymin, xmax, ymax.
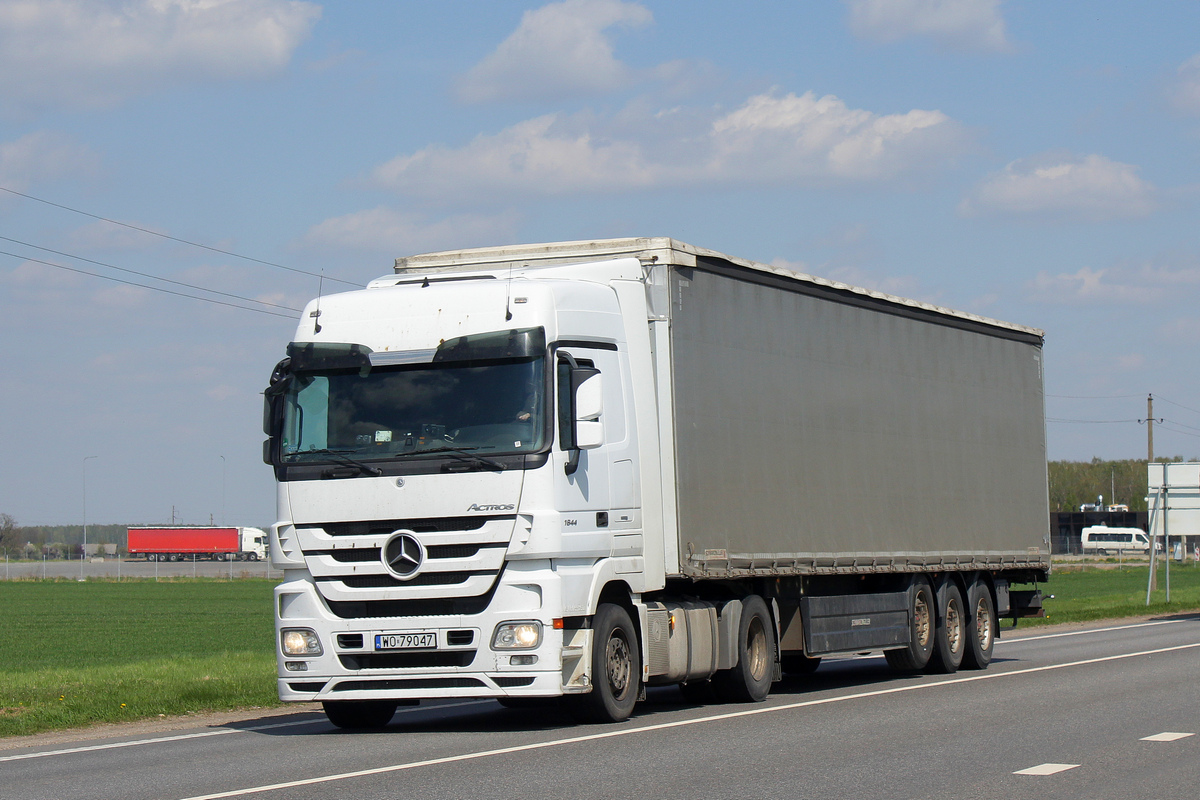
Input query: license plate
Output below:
<box><xmin>375</xmin><ymin>632</ymin><xmax>437</xmax><ymax>651</ymax></box>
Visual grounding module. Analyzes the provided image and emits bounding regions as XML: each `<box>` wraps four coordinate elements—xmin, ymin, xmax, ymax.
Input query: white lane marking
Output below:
<box><xmin>1141</xmin><ymin>732</ymin><xmax>1195</xmax><ymax>742</ymax></box>
<box><xmin>1001</xmin><ymin>618</ymin><xmax>1192</xmax><ymax>644</ymax></box>
<box><xmin>0</xmin><ymin>701</ymin><xmax>492</xmax><ymax>763</ymax></box>
<box><xmin>1014</xmin><ymin>763</ymin><xmax>1079</xmax><ymax>776</ymax></box>
<box><xmin>175</xmin><ymin>641</ymin><xmax>1200</xmax><ymax>800</ymax></box>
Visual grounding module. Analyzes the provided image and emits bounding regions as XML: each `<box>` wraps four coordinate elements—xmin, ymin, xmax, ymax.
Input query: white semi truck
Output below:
<box><xmin>263</xmin><ymin>238</ymin><xmax>1050</xmax><ymax>728</ymax></box>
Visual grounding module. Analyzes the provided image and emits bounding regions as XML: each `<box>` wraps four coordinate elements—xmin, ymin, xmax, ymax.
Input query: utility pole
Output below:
<box><xmin>1147</xmin><ymin>394</ymin><xmax>1154</xmax><ymax>462</ymax></box>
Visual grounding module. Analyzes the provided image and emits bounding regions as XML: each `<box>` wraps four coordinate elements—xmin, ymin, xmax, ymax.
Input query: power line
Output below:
<box><xmin>1156</xmin><ymin>396</ymin><xmax>1200</xmax><ymax>418</ymax></box>
<box><xmin>1046</xmin><ymin>417</ymin><xmax>1138</xmax><ymax>424</ymax></box>
<box><xmin>0</xmin><ymin>184</ymin><xmax>359</xmax><ymax>287</ymax></box>
<box><xmin>0</xmin><ymin>235</ymin><xmax>303</xmax><ymax>314</ymax></box>
<box><xmin>0</xmin><ymin>249</ymin><xmax>298</xmax><ymax>319</ymax></box>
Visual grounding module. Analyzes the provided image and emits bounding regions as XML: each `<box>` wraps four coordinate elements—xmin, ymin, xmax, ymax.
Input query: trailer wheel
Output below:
<box><xmin>713</xmin><ymin>595</ymin><xmax>775</xmax><ymax>703</ymax></box>
<box><xmin>884</xmin><ymin>579</ymin><xmax>935</xmax><ymax>672</ymax></box>
<box><xmin>570</xmin><ymin>603</ymin><xmax>639</xmax><ymax>723</ymax></box>
<box><xmin>322</xmin><ymin>700</ymin><xmax>397</xmax><ymax>730</ymax></box>
<box><xmin>168</xmin><ymin>553</ymin><xmax>179</xmax><ymax>562</ymax></box>
<box><xmin>927</xmin><ymin>582</ymin><xmax>965</xmax><ymax>674</ymax></box>
<box><xmin>961</xmin><ymin>580</ymin><xmax>996</xmax><ymax>670</ymax></box>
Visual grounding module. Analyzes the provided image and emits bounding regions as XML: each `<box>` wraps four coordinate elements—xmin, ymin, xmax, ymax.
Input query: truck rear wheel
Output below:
<box><xmin>962</xmin><ymin>579</ymin><xmax>996</xmax><ymax>670</ymax></box>
<box><xmin>573</xmin><ymin>603</ymin><xmax>639</xmax><ymax>723</ymax></box>
<box><xmin>713</xmin><ymin>595</ymin><xmax>775</xmax><ymax>703</ymax></box>
<box><xmin>927</xmin><ymin>582</ymin><xmax>965</xmax><ymax>674</ymax></box>
<box><xmin>322</xmin><ymin>700</ymin><xmax>397</xmax><ymax>730</ymax></box>
<box><xmin>884</xmin><ymin>578</ymin><xmax>934</xmax><ymax>672</ymax></box>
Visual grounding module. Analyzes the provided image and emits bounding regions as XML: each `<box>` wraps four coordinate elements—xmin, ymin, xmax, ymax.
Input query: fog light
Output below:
<box><xmin>491</xmin><ymin>621</ymin><xmax>542</xmax><ymax>650</ymax></box>
<box><xmin>510</xmin><ymin>654</ymin><xmax>538</xmax><ymax>666</ymax></box>
<box><xmin>284</xmin><ymin>661</ymin><xmax>309</xmax><ymax>672</ymax></box>
<box><xmin>281</xmin><ymin>628</ymin><xmax>323</xmax><ymax>656</ymax></box>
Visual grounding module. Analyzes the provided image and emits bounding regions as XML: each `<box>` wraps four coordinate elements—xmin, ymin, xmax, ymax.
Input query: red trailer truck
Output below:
<box><xmin>127</xmin><ymin>527</ymin><xmax>268</xmax><ymax>562</ymax></box>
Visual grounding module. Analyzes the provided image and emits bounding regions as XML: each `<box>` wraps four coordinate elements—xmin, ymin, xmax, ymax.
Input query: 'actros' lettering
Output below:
<box><xmin>468</xmin><ymin>503</ymin><xmax>515</xmax><ymax>512</ymax></box>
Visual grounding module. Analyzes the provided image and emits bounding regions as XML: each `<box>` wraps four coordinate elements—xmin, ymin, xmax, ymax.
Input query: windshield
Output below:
<box><xmin>281</xmin><ymin>356</ymin><xmax>546</xmax><ymax>463</ymax></box>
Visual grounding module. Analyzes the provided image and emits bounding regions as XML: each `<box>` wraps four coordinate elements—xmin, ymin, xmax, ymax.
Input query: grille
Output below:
<box><xmin>339</xmin><ymin>651</ymin><xmax>476</xmax><ymax>670</ymax></box>
<box><xmin>298</xmin><ymin>517</ymin><xmax>514</xmax><ymax>610</ymax></box>
<box><xmin>327</xmin><ymin>592</ymin><xmax>495</xmax><ymax>619</ymax></box>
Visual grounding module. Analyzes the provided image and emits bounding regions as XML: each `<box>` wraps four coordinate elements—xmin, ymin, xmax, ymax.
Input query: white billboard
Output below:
<box><xmin>1146</xmin><ymin>463</ymin><xmax>1200</xmax><ymax>539</ymax></box>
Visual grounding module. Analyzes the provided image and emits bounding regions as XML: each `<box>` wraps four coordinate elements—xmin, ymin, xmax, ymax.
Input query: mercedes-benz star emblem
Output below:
<box><xmin>382</xmin><ymin>532</ymin><xmax>425</xmax><ymax>580</ymax></box>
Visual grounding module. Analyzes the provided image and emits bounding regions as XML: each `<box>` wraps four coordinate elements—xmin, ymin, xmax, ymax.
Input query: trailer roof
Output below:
<box><xmin>394</xmin><ymin>237</ymin><xmax>1044</xmax><ymax>340</ymax></box>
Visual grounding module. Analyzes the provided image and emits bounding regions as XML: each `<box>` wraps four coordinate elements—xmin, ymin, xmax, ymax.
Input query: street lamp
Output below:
<box><xmin>219</xmin><ymin>455</ymin><xmax>226</xmax><ymax>526</ymax></box>
<box><xmin>82</xmin><ymin>455</ymin><xmax>98</xmax><ymax>579</ymax></box>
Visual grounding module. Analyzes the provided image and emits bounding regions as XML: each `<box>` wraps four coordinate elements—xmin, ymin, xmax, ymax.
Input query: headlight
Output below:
<box><xmin>281</xmin><ymin>628</ymin><xmax>323</xmax><ymax>656</ymax></box>
<box><xmin>491</xmin><ymin>621</ymin><xmax>542</xmax><ymax>650</ymax></box>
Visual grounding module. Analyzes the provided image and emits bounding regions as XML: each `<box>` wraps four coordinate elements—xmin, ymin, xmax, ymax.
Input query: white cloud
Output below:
<box><xmin>1026</xmin><ymin>266</ymin><xmax>1161</xmax><ymax>305</ymax></box>
<box><xmin>707</xmin><ymin>91</ymin><xmax>964</xmax><ymax>183</ymax></box>
<box><xmin>371</xmin><ymin>114</ymin><xmax>659</xmax><ymax>198</ymax></box>
<box><xmin>458</xmin><ymin>0</ymin><xmax>652</xmax><ymax>103</ymax></box>
<box><xmin>1170</xmin><ymin>53</ymin><xmax>1200</xmax><ymax>115</ymax></box>
<box><xmin>371</xmin><ymin>92</ymin><xmax>967</xmax><ymax>201</ymax></box>
<box><xmin>960</xmin><ymin>153</ymin><xmax>1157</xmax><ymax>222</ymax></box>
<box><xmin>0</xmin><ymin>0</ymin><xmax>320</xmax><ymax>112</ymax></box>
<box><xmin>304</xmin><ymin>206</ymin><xmax>522</xmax><ymax>256</ymax></box>
<box><xmin>845</xmin><ymin>0</ymin><xmax>1010</xmax><ymax>52</ymax></box>
<box><xmin>0</xmin><ymin>131</ymin><xmax>98</xmax><ymax>191</ymax></box>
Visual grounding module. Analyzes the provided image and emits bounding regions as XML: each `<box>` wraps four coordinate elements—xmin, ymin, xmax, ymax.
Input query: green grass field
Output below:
<box><xmin>1</xmin><ymin>564</ymin><xmax>1198</xmax><ymax>739</ymax></box>
<box><xmin>0</xmin><ymin>580</ymin><xmax>279</xmax><ymax>738</ymax></box>
<box><xmin>1032</xmin><ymin>561</ymin><xmax>1200</xmax><ymax>626</ymax></box>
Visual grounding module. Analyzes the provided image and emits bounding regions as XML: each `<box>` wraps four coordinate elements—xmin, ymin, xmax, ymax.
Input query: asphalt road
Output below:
<box><xmin>3</xmin><ymin>616</ymin><xmax>1198</xmax><ymax>800</ymax></box>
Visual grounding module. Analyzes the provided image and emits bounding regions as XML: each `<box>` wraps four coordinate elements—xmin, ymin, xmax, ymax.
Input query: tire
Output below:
<box><xmin>168</xmin><ymin>554</ymin><xmax>179</xmax><ymax>562</ymax></box>
<box><xmin>927</xmin><ymin>581</ymin><xmax>966</xmax><ymax>674</ymax></box>
<box><xmin>214</xmin><ymin>553</ymin><xmax>224</xmax><ymax>562</ymax></box>
<box><xmin>781</xmin><ymin>653</ymin><xmax>822</xmax><ymax>675</ymax></box>
<box><xmin>248</xmin><ymin>553</ymin><xmax>259</xmax><ymax>562</ymax></box>
<box><xmin>322</xmin><ymin>700</ymin><xmax>397</xmax><ymax>730</ymax></box>
<box><xmin>885</xmin><ymin>578</ymin><xmax>935</xmax><ymax>672</ymax></box>
<box><xmin>962</xmin><ymin>579</ymin><xmax>997</xmax><ymax>670</ymax></box>
<box><xmin>713</xmin><ymin>595</ymin><xmax>775</xmax><ymax>703</ymax></box>
<box><xmin>573</xmin><ymin>603</ymin><xmax>640</xmax><ymax>723</ymax></box>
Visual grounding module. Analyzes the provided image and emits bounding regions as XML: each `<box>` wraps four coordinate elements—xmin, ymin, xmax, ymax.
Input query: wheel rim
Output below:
<box><xmin>945</xmin><ymin>597</ymin><xmax>963</xmax><ymax>655</ymax></box>
<box><xmin>746</xmin><ymin>617</ymin><xmax>769</xmax><ymax>682</ymax></box>
<box><xmin>914</xmin><ymin>592</ymin><xmax>932</xmax><ymax>647</ymax></box>
<box><xmin>606</xmin><ymin>631</ymin><xmax>631</xmax><ymax>699</ymax></box>
<box><xmin>974</xmin><ymin>597</ymin><xmax>993</xmax><ymax>650</ymax></box>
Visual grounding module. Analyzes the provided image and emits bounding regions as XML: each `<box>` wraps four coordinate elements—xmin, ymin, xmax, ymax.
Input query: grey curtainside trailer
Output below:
<box><xmin>662</xmin><ymin>248</ymin><xmax>1049</xmax><ymax>578</ymax></box>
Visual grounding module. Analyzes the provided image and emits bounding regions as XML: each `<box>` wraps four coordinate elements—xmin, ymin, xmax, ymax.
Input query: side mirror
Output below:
<box><xmin>262</xmin><ymin>357</ymin><xmax>291</xmax><ymax>466</ymax></box>
<box><xmin>558</xmin><ymin>355</ymin><xmax>605</xmax><ymax>474</ymax></box>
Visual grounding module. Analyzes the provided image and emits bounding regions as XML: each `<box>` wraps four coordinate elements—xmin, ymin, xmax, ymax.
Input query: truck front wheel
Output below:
<box><xmin>322</xmin><ymin>700</ymin><xmax>397</xmax><ymax>730</ymax></box>
<box><xmin>713</xmin><ymin>595</ymin><xmax>775</xmax><ymax>703</ymax></box>
<box><xmin>574</xmin><ymin>603</ymin><xmax>639</xmax><ymax>723</ymax></box>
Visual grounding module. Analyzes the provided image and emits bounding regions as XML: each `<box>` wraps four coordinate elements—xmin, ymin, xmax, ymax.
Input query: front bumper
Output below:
<box><xmin>274</xmin><ymin>564</ymin><xmax>592</xmax><ymax>703</ymax></box>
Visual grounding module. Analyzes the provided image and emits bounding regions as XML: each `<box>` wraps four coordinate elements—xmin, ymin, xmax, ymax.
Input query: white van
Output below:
<box><xmin>1081</xmin><ymin>525</ymin><xmax>1150</xmax><ymax>555</ymax></box>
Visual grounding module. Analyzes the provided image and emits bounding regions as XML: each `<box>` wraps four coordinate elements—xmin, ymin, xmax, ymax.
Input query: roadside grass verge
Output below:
<box><xmin>1024</xmin><ymin>562</ymin><xmax>1200</xmax><ymax>626</ymax></box>
<box><xmin>0</xmin><ymin>580</ymin><xmax>278</xmax><ymax>738</ymax></box>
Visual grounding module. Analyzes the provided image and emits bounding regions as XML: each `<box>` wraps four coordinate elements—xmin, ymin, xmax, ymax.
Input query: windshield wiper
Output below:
<box><xmin>400</xmin><ymin>445</ymin><xmax>506</xmax><ymax>472</ymax></box>
<box><xmin>290</xmin><ymin>448</ymin><xmax>383</xmax><ymax>477</ymax></box>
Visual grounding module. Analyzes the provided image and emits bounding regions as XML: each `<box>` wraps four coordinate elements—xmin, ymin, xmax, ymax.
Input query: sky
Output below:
<box><xmin>2</xmin><ymin>0</ymin><xmax>1200</xmax><ymax>526</ymax></box>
